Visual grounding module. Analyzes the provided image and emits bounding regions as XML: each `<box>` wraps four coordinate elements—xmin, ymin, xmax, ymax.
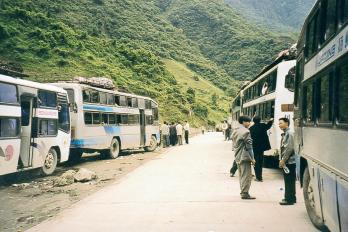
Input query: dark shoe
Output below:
<box><xmin>230</xmin><ymin>173</ymin><xmax>235</xmax><ymax>177</ymax></box>
<box><xmin>255</xmin><ymin>178</ymin><xmax>263</xmax><ymax>182</ymax></box>
<box><xmin>281</xmin><ymin>198</ymin><xmax>296</xmax><ymax>203</ymax></box>
<box><xmin>279</xmin><ymin>200</ymin><xmax>294</xmax><ymax>205</ymax></box>
<box><xmin>241</xmin><ymin>195</ymin><xmax>256</xmax><ymax>200</ymax></box>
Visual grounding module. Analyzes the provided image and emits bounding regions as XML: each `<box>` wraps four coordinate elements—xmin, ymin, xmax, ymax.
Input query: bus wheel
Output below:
<box><xmin>145</xmin><ymin>136</ymin><xmax>157</xmax><ymax>152</ymax></box>
<box><xmin>106</xmin><ymin>138</ymin><xmax>120</xmax><ymax>159</ymax></box>
<box><xmin>41</xmin><ymin>148</ymin><xmax>58</xmax><ymax>176</ymax></box>
<box><xmin>303</xmin><ymin>167</ymin><xmax>327</xmax><ymax>231</ymax></box>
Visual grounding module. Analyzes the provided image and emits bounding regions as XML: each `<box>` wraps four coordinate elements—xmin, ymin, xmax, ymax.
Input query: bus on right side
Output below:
<box><xmin>295</xmin><ymin>0</ymin><xmax>348</xmax><ymax>231</ymax></box>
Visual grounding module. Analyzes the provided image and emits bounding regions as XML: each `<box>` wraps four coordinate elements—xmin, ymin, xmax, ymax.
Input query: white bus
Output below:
<box><xmin>0</xmin><ymin>74</ymin><xmax>71</xmax><ymax>176</ymax></box>
<box><xmin>231</xmin><ymin>93</ymin><xmax>241</xmax><ymax>130</ymax></box>
<box><xmin>52</xmin><ymin>82</ymin><xmax>160</xmax><ymax>162</ymax></box>
<box><xmin>295</xmin><ymin>0</ymin><xmax>348</xmax><ymax>231</ymax></box>
<box><xmin>233</xmin><ymin>52</ymin><xmax>296</xmax><ymax>165</ymax></box>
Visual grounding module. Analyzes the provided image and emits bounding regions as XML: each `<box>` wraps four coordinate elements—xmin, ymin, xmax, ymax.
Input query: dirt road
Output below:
<box><xmin>0</xmin><ymin>149</ymin><xmax>164</xmax><ymax>232</ymax></box>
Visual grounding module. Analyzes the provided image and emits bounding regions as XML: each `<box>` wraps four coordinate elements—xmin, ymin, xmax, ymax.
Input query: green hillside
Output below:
<box><xmin>0</xmin><ymin>0</ymin><xmax>301</xmax><ymax>126</ymax></box>
<box><xmin>225</xmin><ymin>0</ymin><xmax>316</xmax><ymax>33</ymax></box>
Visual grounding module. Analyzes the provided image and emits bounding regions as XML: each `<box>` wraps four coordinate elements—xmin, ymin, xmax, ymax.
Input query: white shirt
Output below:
<box><xmin>222</xmin><ymin>123</ymin><xmax>228</xmax><ymax>130</ymax></box>
<box><xmin>176</xmin><ymin>124</ymin><xmax>183</xmax><ymax>135</ymax></box>
<box><xmin>184</xmin><ymin>123</ymin><xmax>190</xmax><ymax>131</ymax></box>
<box><xmin>161</xmin><ymin>124</ymin><xmax>169</xmax><ymax>135</ymax></box>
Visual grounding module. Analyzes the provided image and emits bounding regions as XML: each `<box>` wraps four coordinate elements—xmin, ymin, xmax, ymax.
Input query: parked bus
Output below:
<box><xmin>232</xmin><ymin>51</ymin><xmax>296</xmax><ymax>165</ymax></box>
<box><xmin>52</xmin><ymin>82</ymin><xmax>160</xmax><ymax>162</ymax></box>
<box><xmin>0</xmin><ymin>74</ymin><xmax>71</xmax><ymax>176</ymax></box>
<box><xmin>231</xmin><ymin>93</ymin><xmax>241</xmax><ymax>129</ymax></box>
<box><xmin>295</xmin><ymin>0</ymin><xmax>348</xmax><ymax>231</ymax></box>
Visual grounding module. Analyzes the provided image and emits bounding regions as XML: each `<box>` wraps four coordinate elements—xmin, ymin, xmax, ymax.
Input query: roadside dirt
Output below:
<box><xmin>0</xmin><ymin>148</ymin><xmax>165</xmax><ymax>232</ymax></box>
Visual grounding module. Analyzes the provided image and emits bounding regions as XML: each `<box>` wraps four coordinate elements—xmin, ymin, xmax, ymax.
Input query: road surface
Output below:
<box><xmin>28</xmin><ymin>132</ymin><xmax>317</xmax><ymax>232</ymax></box>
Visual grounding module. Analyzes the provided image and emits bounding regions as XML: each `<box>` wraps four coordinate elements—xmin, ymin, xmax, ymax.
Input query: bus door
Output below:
<box><xmin>139</xmin><ymin>109</ymin><xmax>145</xmax><ymax>146</ymax></box>
<box><xmin>19</xmin><ymin>96</ymin><xmax>34</xmax><ymax>168</ymax></box>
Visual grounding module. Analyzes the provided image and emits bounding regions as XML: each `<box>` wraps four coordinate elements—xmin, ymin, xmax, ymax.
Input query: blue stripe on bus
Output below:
<box><xmin>71</xmin><ymin>126</ymin><xmax>121</xmax><ymax>147</ymax></box>
<box><xmin>104</xmin><ymin>125</ymin><xmax>121</xmax><ymax>135</ymax></box>
<box><xmin>83</xmin><ymin>105</ymin><xmax>114</xmax><ymax>112</ymax></box>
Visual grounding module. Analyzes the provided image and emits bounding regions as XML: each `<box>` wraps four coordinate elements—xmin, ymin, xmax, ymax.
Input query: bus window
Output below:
<box><xmin>132</xmin><ymin>98</ymin><xmax>138</xmax><ymax>108</ymax></box>
<box><xmin>92</xmin><ymin>113</ymin><xmax>101</xmax><ymax>124</ymax></box>
<box><xmin>109</xmin><ymin>114</ymin><xmax>116</xmax><ymax>124</ymax></box>
<box><xmin>153</xmin><ymin>107</ymin><xmax>159</xmax><ymax>121</ymax></box>
<box><xmin>306</xmin><ymin>11</ymin><xmax>319</xmax><ymax>58</ymax></box>
<box><xmin>39</xmin><ymin>119</ymin><xmax>57</xmax><ymax>136</ymax></box>
<box><xmin>107</xmin><ymin>94</ymin><xmax>114</xmax><ymax>105</ymax></box>
<box><xmin>145</xmin><ymin>100</ymin><xmax>151</xmax><ymax>109</ymax></box>
<box><xmin>338</xmin><ymin>62</ymin><xmax>348</xmax><ymax>124</ymax></box>
<box><xmin>0</xmin><ymin>82</ymin><xmax>18</xmax><ymax>104</ymax></box>
<box><xmin>341</xmin><ymin>0</ymin><xmax>348</xmax><ymax>24</ymax></box>
<box><xmin>323</xmin><ymin>0</ymin><xmax>337</xmax><ymax>40</ymax></box>
<box><xmin>58</xmin><ymin>103</ymin><xmax>70</xmax><ymax>132</ymax></box>
<box><xmin>285</xmin><ymin>67</ymin><xmax>295</xmax><ymax>92</ymax></box>
<box><xmin>271</xmin><ymin>101</ymin><xmax>275</xmax><ymax>118</ymax></box>
<box><xmin>127</xmin><ymin>97</ymin><xmax>132</xmax><ymax>107</ymax></box>
<box><xmin>0</xmin><ymin>118</ymin><xmax>19</xmax><ymax>137</ymax></box>
<box><xmin>116</xmin><ymin>114</ymin><xmax>121</xmax><ymax>124</ymax></box>
<box><xmin>84</xmin><ymin>112</ymin><xmax>92</xmax><ymax>125</ymax></box>
<box><xmin>21</xmin><ymin>101</ymin><xmax>30</xmax><ymax>126</ymax></box>
<box><xmin>115</xmin><ymin>95</ymin><xmax>120</xmax><ymax>106</ymax></box>
<box><xmin>83</xmin><ymin>90</ymin><xmax>91</xmax><ymax>103</ymax></box>
<box><xmin>303</xmin><ymin>83</ymin><xmax>314</xmax><ymax>123</ymax></box>
<box><xmin>38</xmin><ymin>90</ymin><xmax>57</xmax><ymax>108</ymax></box>
<box><xmin>121</xmin><ymin>115</ymin><xmax>128</xmax><ymax>124</ymax></box>
<box><xmin>128</xmin><ymin>115</ymin><xmax>139</xmax><ymax>125</ymax></box>
<box><xmin>318</xmin><ymin>74</ymin><xmax>332</xmax><ymax>123</ymax></box>
<box><xmin>146</xmin><ymin>115</ymin><xmax>153</xmax><ymax>125</ymax></box>
<box><xmin>90</xmin><ymin>91</ymin><xmax>99</xmax><ymax>103</ymax></box>
<box><xmin>119</xmin><ymin>96</ymin><xmax>127</xmax><ymax>106</ymax></box>
<box><xmin>100</xmin><ymin>92</ymin><xmax>107</xmax><ymax>105</ymax></box>
<box><xmin>102</xmin><ymin>114</ymin><xmax>108</xmax><ymax>124</ymax></box>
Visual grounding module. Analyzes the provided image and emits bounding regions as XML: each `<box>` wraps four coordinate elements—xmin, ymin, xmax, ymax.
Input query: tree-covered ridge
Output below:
<box><xmin>0</xmin><ymin>0</ymin><xmax>302</xmax><ymax>125</ymax></box>
<box><xmin>224</xmin><ymin>0</ymin><xmax>316</xmax><ymax>33</ymax></box>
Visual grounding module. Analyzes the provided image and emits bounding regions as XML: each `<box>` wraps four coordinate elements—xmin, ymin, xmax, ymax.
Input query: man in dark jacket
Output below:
<box><xmin>169</xmin><ymin>122</ymin><xmax>177</xmax><ymax>146</ymax></box>
<box><xmin>249</xmin><ymin>116</ymin><xmax>273</xmax><ymax>182</ymax></box>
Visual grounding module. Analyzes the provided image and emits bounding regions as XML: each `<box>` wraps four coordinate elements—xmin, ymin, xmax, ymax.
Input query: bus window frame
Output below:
<box><xmin>335</xmin><ymin>53</ymin><xmax>348</xmax><ymax>129</ymax></box>
<box><xmin>38</xmin><ymin>90</ymin><xmax>57</xmax><ymax>109</ymax></box>
<box><xmin>0</xmin><ymin>82</ymin><xmax>19</xmax><ymax>105</ymax></box>
<box><xmin>0</xmin><ymin>117</ymin><xmax>20</xmax><ymax>140</ymax></box>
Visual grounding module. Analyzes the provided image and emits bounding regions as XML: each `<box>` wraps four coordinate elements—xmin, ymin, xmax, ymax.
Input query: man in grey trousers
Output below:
<box><xmin>232</xmin><ymin>115</ymin><xmax>256</xmax><ymax>200</ymax></box>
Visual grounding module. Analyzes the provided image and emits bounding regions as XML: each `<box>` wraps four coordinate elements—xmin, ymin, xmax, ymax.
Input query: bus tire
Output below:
<box><xmin>68</xmin><ymin>149</ymin><xmax>83</xmax><ymax>164</ymax></box>
<box><xmin>144</xmin><ymin>136</ymin><xmax>157</xmax><ymax>152</ymax></box>
<box><xmin>41</xmin><ymin>148</ymin><xmax>58</xmax><ymax>176</ymax></box>
<box><xmin>303</xmin><ymin>167</ymin><xmax>327</xmax><ymax>231</ymax></box>
<box><xmin>106</xmin><ymin>138</ymin><xmax>120</xmax><ymax>159</ymax></box>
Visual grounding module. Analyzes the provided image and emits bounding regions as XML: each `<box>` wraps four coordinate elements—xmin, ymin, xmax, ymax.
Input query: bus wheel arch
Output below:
<box><xmin>303</xmin><ymin>166</ymin><xmax>327</xmax><ymax>231</ymax></box>
<box><xmin>40</xmin><ymin>147</ymin><xmax>58</xmax><ymax>176</ymax></box>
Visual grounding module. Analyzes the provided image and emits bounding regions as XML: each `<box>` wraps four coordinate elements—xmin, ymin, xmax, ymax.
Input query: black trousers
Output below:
<box><xmin>254</xmin><ymin>151</ymin><xmax>264</xmax><ymax>180</ymax></box>
<box><xmin>283</xmin><ymin>163</ymin><xmax>297</xmax><ymax>203</ymax></box>
<box><xmin>230</xmin><ymin>160</ymin><xmax>238</xmax><ymax>175</ymax></box>
<box><xmin>185</xmin><ymin>130</ymin><xmax>189</xmax><ymax>144</ymax></box>
<box><xmin>170</xmin><ymin>134</ymin><xmax>177</xmax><ymax>146</ymax></box>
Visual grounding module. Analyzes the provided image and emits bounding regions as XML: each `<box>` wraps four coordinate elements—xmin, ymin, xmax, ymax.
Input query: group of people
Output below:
<box><xmin>231</xmin><ymin>115</ymin><xmax>296</xmax><ymax>206</ymax></box>
<box><xmin>160</xmin><ymin>121</ymin><xmax>190</xmax><ymax>147</ymax></box>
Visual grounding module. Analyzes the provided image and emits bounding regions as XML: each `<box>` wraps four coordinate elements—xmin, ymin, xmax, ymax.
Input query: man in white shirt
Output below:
<box><xmin>160</xmin><ymin>121</ymin><xmax>170</xmax><ymax>148</ymax></box>
<box><xmin>176</xmin><ymin>122</ymin><xmax>183</xmax><ymax>145</ymax></box>
<box><xmin>222</xmin><ymin>121</ymin><xmax>228</xmax><ymax>140</ymax></box>
<box><xmin>183</xmin><ymin>121</ymin><xmax>190</xmax><ymax>144</ymax></box>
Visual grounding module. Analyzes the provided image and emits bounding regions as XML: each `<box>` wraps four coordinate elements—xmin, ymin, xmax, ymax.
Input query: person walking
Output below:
<box><xmin>222</xmin><ymin>121</ymin><xmax>228</xmax><ymax>140</ymax></box>
<box><xmin>278</xmin><ymin>117</ymin><xmax>296</xmax><ymax>205</ymax></box>
<box><xmin>232</xmin><ymin>115</ymin><xmax>256</xmax><ymax>200</ymax></box>
<box><xmin>249</xmin><ymin>116</ymin><xmax>273</xmax><ymax>182</ymax></box>
<box><xmin>176</xmin><ymin>122</ymin><xmax>183</xmax><ymax>145</ymax></box>
<box><xmin>169</xmin><ymin>122</ymin><xmax>177</xmax><ymax>146</ymax></box>
<box><xmin>184</xmin><ymin>121</ymin><xmax>190</xmax><ymax>144</ymax></box>
<box><xmin>160</xmin><ymin>121</ymin><xmax>170</xmax><ymax>148</ymax></box>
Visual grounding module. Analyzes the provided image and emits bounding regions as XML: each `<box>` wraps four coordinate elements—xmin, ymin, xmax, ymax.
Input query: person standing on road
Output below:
<box><xmin>232</xmin><ymin>115</ymin><xmax>256</xmax><ymax>200</ymax></box>
<box><xmin>169</xmin><ymin>122</ymin><xmax>177</xmax><ymax>146</ymax></box>
<box><xmin>176</xmin><ymin>122</ymin><xmax>183</xmax><ymax>145</ymax></box>
<box><xmin>249</xmin><ymin>116</ymin><xmax>274</xmax><ymax>182</ymax></box>
<box><xmin>184</xmin><ymin>121</ymin><xmax>190</xmax><ymax>144</ymax></box>
<box><xmin>160</xmin><ymin>121</ymin><xmax>170</xmax><ymax>148</ymax></box>
<box><xmin>222</xmin><ymin>121</ymin><xmax>228</xmax><ymax>140</ymax></box>
<box><xmin>278</xmin><ymin>117</ymin><xmax>296</xmax><ymax>205</ymax></box>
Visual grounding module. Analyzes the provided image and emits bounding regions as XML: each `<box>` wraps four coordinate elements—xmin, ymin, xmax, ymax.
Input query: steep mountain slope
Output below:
<box><xmin>225</xmin><ymin>0</ymin><xmax>316</xmax><ymax>33</ymax></box>
<box><xmin>0</xmin><ymin>0</ymin><xmax>304</xmax><ymax>125</ymax></box>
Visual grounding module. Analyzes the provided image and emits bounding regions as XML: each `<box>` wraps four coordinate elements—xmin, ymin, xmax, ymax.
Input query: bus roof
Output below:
<box><xmin>52</xmin><ymin>82</ymin><xmax>158</xmax><ymax>104</ymax></box>
<box><xmin>0</xmin><ymin>74</ymin><xmax>67</xmax><ymax>94</ymax></box>
<box><xmin>297</xmin><ymin>0</ymin><xmax>318</xmax><ymax>52</ymax></box>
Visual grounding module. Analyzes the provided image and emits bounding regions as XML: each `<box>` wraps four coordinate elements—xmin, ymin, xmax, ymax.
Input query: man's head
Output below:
<box><xmin>279</xmin><ymin>117</ymin><xmax>290</xmax><ymax>130</ymax></box>
<box><xmin>253</xmin><ymin>116</ymin><xmax>261</xmax><ymax>124</ymax></box>
<box><xmin>238</xmin><ymin>115</ymin><xmax>252</xmax><ymax>128</ymax></box>
<box><xmin>164</xmin><ymin>121</ymin><xmax>167</xmax><ymax>125</ymax></box>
